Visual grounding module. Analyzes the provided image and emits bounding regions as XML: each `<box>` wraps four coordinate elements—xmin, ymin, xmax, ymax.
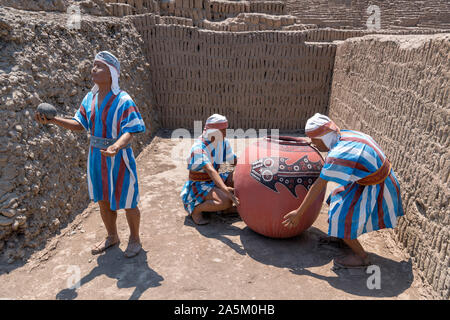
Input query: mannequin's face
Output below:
<box><xmin>91</xmin><ymin>61</ymin><xmax>112</xmax><ymax>86</ymax></box>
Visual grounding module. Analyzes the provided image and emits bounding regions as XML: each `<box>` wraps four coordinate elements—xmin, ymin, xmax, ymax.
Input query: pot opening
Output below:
<box><xmin>265</xmin><ymin>136</ymin><xmax>310</xmax><ymax>146</ymax></box>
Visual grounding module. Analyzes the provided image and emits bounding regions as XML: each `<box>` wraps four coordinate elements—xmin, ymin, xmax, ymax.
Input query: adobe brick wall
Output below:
<box><xmin>328</xmin><ymin>33</ymin><xmax>449</xmax><ymax>299</ymax></box>
<box><xmin>159</xmin><ymin>0</ymin><xmax>285</xmax><ymax>21</ymax></box>
<box><xmin>302</xmin><ymin>27</ymin><xmax>450</xmax><ymax>42</ymax></box>
<box><xmin>106</xmin><ymin>0</ymin><xmax>285</xmax><ymax>20</ymax></box>
<box><xmin>130</xmin><ymin>14</ymin><xmax>337</xmax><ymax>130</ymax></box>
<box><xmin>286</xmin><ymin>0</ymin><xmax>450</xmax><ymax>30</ymax></box>
<box><xmin>105</xmin><ymin>0</ymin><xmax>160</xmax><ymax>17</ymax></box>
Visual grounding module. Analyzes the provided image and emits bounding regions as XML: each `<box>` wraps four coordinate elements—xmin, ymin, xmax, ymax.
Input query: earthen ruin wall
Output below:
<box><xmin>0</xmin><ymin>8</ymin><xmax>158</xmax><ymax>262</ymax></box>
<box><xmin>328</xmin><ymin>33</ymin><xmax>449</xmax><ymax>299</ymax></box>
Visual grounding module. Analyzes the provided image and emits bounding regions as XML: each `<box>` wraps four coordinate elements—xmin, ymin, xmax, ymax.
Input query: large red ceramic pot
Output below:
<box><xmin>234</xmin><ymin>136</ymin><xmax>325</xmax><ymax>238</ymax></box>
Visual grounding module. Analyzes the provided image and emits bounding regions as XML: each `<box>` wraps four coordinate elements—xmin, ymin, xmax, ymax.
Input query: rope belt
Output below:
<box><xmin>189</xmin><ymin>171</ymin><xmax>212</xmax><ymax>182</ymax></box>
<box><xmin>357</xmin><ymin>158</ymin><xmax>392</xmax><ymax>186</ymax></box>
<box><xmin>90</xmin><ymin>136</ymin><xmax>131</xmax><ymax>150</ymax></box>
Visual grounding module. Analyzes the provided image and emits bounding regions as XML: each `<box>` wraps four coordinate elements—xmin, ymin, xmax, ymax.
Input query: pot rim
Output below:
<box><xmin>264</xmin><ymin>135</ymin><xmax>310</xmax><ymax>146</ymax></box>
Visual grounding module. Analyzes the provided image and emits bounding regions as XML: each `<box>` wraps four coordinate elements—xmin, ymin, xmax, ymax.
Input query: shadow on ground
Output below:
<box><xmin>55</xmin><ymin>246</ymin><xmax>164</xmax><ymax>300</ymax></box>
<box><xmin>0</xmin><ymin>133</ymin><xmax>157</xmax><ymax>278</ymax></box>
<box><xmin>184</xmin><ymin>211</ymin><xmax>247</xmax><ymax>256</ymax></box>
<box><xmin>185</xmin><ymin>213</ymin><xmax>414</xmax><ymax>298</ymax></box>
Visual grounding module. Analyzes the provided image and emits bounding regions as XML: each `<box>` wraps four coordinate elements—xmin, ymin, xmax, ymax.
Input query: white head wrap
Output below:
<box><xmin>91</xmin><ymin>51</ymin><xmax>121</xmax><ymax>95</ymax></box>
<box><xmin>202</xmin><ymin>114</ymin><xmax>228</xmax><ymax>141</ymax></box>
<box><xmin>305</xmin><ymin>113</ymin><xmax>340</xmax><ymax>150</ymax></box>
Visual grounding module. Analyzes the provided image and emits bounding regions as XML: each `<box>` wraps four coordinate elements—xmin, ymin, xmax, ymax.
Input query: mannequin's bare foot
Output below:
<box><xmin>191</xmin><ymin>211</ymin><xmax>209</xmax><ymax>225</ymax></box>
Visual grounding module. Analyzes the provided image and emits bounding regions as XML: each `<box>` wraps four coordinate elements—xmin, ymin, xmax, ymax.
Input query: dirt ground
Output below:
<box><xmin>0</xmin><ymin>130</ymin><xmax>435</xmax><ymax>300</ymax></box>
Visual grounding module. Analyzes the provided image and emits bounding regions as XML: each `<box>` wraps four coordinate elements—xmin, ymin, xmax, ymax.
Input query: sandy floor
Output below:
<box><xmin>0</xmin><ymin>130</ymin><xmax>434</xmax><ymax>300</ymax></box>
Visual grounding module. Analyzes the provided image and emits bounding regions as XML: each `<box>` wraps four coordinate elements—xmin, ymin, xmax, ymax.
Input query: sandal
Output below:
<box><xmin>91</xmin><ymin>235</ymin><xmax>120</xmax><ymax>255</ymax></box>
<box><xmin>124</xmin><ymin>240</ymin><xmax>142</xmax><ymax>258</ymax></box>
<box><xmin>333</xmin><ymin>254</ymin><xmax>371</xmax><ymax>269</ymax></box>
<box><xmin>318</xmin><ymin>236</ymin><xmax>348</xmax><ymax>248</ymax></box>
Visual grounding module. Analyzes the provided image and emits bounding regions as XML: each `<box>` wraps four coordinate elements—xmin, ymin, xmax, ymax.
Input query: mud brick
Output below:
<box><xmin>168</xmin><ymin>1</ymin><xmax>175</xmax><ymax>13</ymax></box>
<box><xmin>192</xmin><ymin>9</ymin><xmax>198</xmax><ymax>20</ymax></box>
<box><xmin>241</xmin><ymin>1</ymin><xmax>248</xmax><ymax>12</ymax></box>
<box><xmin>194</xmin><ymin>0</ymin><xmax>202</xmax><ymax>8</ymax></box>
<box><xmin>135</xmin><ymin>0</ymin><xmax>143</xmax><ymax>10</ymax></box>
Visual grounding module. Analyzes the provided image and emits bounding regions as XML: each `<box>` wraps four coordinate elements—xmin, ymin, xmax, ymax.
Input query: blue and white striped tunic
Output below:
<box><xmin>73</xmin><ymin>90</ymin><xmax>146</xmax><ymax>210</ymax></box>
<box><xmin>180</xmin><ymin>136</ymin><xmax>237</xmax><ymax>214</ymax></box>
<box><xmin>321</xmin><ymin>130</ymin><xmax>404</xmax><ymax>239</ymax></box>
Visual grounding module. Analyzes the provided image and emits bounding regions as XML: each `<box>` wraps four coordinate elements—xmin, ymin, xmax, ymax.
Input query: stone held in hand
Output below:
<box><xmin>37</xmin><ymin>103</ymin><xmax>57</xmax><ymax>120</ymax></box>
